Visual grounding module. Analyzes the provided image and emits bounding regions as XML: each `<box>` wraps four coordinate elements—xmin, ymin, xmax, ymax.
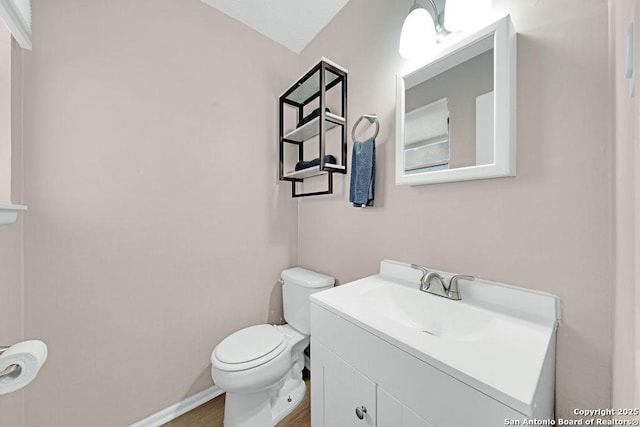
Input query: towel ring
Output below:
<box><xmin>352</xmin><ymin>114</ymin><xmax>379</xmax><ymax>141</ymax></box>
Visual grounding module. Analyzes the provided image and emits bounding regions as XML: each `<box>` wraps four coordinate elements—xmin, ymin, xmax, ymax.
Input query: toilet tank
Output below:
<box><xmin>282</xmin><ymin>267</ymin><xmax>334</xmax><ymax>335</ymax></box>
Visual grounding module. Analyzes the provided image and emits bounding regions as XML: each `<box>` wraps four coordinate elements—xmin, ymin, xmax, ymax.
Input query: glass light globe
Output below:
<box><xmin>399</xmin><ymin>7</ymin><xmax>436</xmax><ymax>60</ymax></box>
<box><xmin>444</xmin><ymin>0</ymin><xmax>492</xmax><ymax>32</ymax></box>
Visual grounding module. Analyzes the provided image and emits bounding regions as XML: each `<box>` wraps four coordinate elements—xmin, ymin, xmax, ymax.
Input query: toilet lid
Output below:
<box><xmin>215</xmin><ymin>324</ymin><xmax>284</xmax><ymax>365</ymax></box>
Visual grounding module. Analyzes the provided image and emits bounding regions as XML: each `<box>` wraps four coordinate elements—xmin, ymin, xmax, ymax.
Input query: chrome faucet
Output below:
<box><xmin>410</xmin><ymin>264</ymin><xmax>429</xmax><ymax>290</ymax></box>
<box><xmin>410</xmin><ymin>264</ymin><xmax>475</xmax><ymax>300</ymax></box>
<box><xmin>422</xmin><ymin>271</ymin><xmax>449</xmax><ymax>297</ymax></box>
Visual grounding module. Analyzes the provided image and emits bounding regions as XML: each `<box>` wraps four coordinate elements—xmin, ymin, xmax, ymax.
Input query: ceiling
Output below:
<box><xmin>200</xmin><ymin>0</ymin><xmax>352</xmax><ymax>53</ymax></box>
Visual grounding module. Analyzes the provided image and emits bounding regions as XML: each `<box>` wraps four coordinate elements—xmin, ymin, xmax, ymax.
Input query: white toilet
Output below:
<box><xmin>211</xmin><ymin>267</ymin><xmax>334</xmax><ymax>427</ymax></box>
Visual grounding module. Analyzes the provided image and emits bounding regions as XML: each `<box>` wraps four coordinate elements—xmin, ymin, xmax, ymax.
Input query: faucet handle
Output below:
<box><xmin>410</xmin><ymin>264</ymin><xmax>429</xmax><ymax>276</ymax></box>
<box><xmin>447</xmin><ymin>275</ymin><xmax>475</xmax><ymax>300</ymax></box>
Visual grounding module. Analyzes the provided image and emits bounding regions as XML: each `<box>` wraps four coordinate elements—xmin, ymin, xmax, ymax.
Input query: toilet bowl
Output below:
<box><xmin>211</xmin><ymin>267</ymin><xmax>334</xmax><ymax>427</ymax></box>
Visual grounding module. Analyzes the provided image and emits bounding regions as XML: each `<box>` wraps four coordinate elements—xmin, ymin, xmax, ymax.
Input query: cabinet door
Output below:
<box><xmin>377</xmin><ymin>386</ymin><xmax>402</xmax><ymax>427</ymax></box>
<box><xmin>311</xmin><ymin>339</ymin><xmax>376</xmax><ymax>427</ymax></box>
<box><xmin>378</xmin><ymin>387</ymin><xmax>433</xmax><ymax>427</ymax></box>
<box><xmin>403</xmin><ymin>406</ymin><xmax>433</xmax><ymax>427</ymax></box>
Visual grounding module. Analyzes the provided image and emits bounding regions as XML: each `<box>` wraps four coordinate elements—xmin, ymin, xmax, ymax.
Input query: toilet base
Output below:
<box><xmin>271</xmin><ymin>378</ymin><xmax>306</xmax><ymax>425</ymax></box>
<box><xmin>214</xmin><ymin>325</ymin><xmax>309</xmax><ymax>427</ymax></box>
<box><xmin>223</xmin><ymin>377</ymin><xmax>306</xmax><ymax>427</ymax></box>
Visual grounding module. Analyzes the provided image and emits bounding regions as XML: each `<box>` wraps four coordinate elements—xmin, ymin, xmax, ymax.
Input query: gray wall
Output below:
<box><xmin>298</xmin><ymin>0</ymin><xmax>612</xmax><ymax>418</ymax></box>
<box><xmin>21</xmin><ymin>0</ymin><xmax>298</xmax><ymax>425</ymax></box>
<box><xmin>612</xmin><ymin>0</ymin><xmax>640</xmax><ymax>411</ymax></box>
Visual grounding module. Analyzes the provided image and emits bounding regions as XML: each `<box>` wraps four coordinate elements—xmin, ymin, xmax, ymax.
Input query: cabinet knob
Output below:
<box><xmin>355</xmin><ymin>405</ymin><xmax>367</xmax><ymax>420</ymax></box>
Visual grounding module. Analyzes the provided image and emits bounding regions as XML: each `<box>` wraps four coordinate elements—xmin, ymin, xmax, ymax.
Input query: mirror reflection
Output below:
<box><xmin>403</xmin><ymin>47</ymin><xmax>494</xmax><ymax>173</ymax></box>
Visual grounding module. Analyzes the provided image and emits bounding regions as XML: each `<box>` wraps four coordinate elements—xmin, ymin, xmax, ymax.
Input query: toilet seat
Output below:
<box><xmin>213</xmin><ymin>324</ymin><xmax>287</xmax><ymax>371</ymax></box>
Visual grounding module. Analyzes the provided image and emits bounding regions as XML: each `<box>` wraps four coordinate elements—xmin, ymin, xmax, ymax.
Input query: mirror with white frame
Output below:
<box><xmin>396</xmin><ymin>15</ymin><xmax>516</xmax><ymax>186</ymax></box>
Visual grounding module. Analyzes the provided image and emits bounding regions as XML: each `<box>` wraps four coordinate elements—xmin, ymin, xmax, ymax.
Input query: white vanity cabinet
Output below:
<box><xmin>311</xmin><ymin>338</ymin><xmax>432</xmax><ymax>427</ymax></box>
<box><xmin>311</xmin><ymin>340</ymin><xmax>377</xmax><ymax>426</ymax></box>
<box><xmin>310</xmin><ymin>298</ymin><xmax>554</xmax><ymax>426</ymax></box>
<box><xmin>311</xmin><ymin>341</ymin><xmax>432</xmax><ymax>427</ymax></box>
<box><xmin>309</xmin><ymin>260</ymin><xmax>560</xmax><ymax>427</ymax></box>
<box><xmin>377</xmin><ymin>387</ymin><xmax>432</xmax><ymax>427</ymax></box>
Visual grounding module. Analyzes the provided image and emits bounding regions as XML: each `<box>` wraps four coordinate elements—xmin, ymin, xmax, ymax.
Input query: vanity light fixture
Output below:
<box><xmin>399</xmin><ymin>0</ymin><xmax>448</xmax><ymax>59</ymax></box>
<box><xmin>399</xmin><ymin>0</ymin><xmax>492</xmax><ymax>59</ymax></box>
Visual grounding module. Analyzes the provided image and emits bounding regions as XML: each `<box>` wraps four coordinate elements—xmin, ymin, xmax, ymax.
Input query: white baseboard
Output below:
<box><xmin>130</xmin><ymin>385</ymin><xmax>224</xmax><ymax>427</ymax></box>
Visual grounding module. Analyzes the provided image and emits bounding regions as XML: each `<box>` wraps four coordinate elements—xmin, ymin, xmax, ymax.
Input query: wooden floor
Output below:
<box><xmin>163</xmin><ymin>376</ymin><xmax>310</xmax><ymax>427</ymax></box>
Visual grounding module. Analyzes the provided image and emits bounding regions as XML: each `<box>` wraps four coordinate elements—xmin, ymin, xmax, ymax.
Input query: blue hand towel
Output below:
<box><xmin>349</xmin><ymin>138</ymin><xmax>375</xmax><ymax>207</ymax></box>
<box><xmin>294</xmin><ymin>155</ymin><xmax>337</xmax><ymax>171</ymax></box>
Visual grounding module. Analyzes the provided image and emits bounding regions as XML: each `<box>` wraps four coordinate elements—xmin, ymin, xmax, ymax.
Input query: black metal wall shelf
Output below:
<box><xmin>285</xmin><ymin>164</ymin><xmax>347</xmax><ymax>180</ymax></box>
<box><xmin>283</xmin><ymin>112</ymin><xmax>345</xmax><ymax>143</ymax></box>
<box><xmin>279</xmin><ymin>58</ymin><xmax>348</xmax><ymax>198</ymax></box>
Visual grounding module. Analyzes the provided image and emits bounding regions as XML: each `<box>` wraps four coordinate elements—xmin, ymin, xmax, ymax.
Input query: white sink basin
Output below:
<box><xmin>310</xmin><ymin>260</ymin><xmax>561</xmax><ymax>417</ymax></box>
<box><xmin>360</xmin><ymin>284</ymin><xmax>496</xmax><ymax>341</ymax></box>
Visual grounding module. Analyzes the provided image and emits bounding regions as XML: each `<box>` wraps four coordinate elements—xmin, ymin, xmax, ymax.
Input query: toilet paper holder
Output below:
<box><xmin>0</xmin><ymin>346</ymin><xmax>20</xmax><ymax>378</ymax></box>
